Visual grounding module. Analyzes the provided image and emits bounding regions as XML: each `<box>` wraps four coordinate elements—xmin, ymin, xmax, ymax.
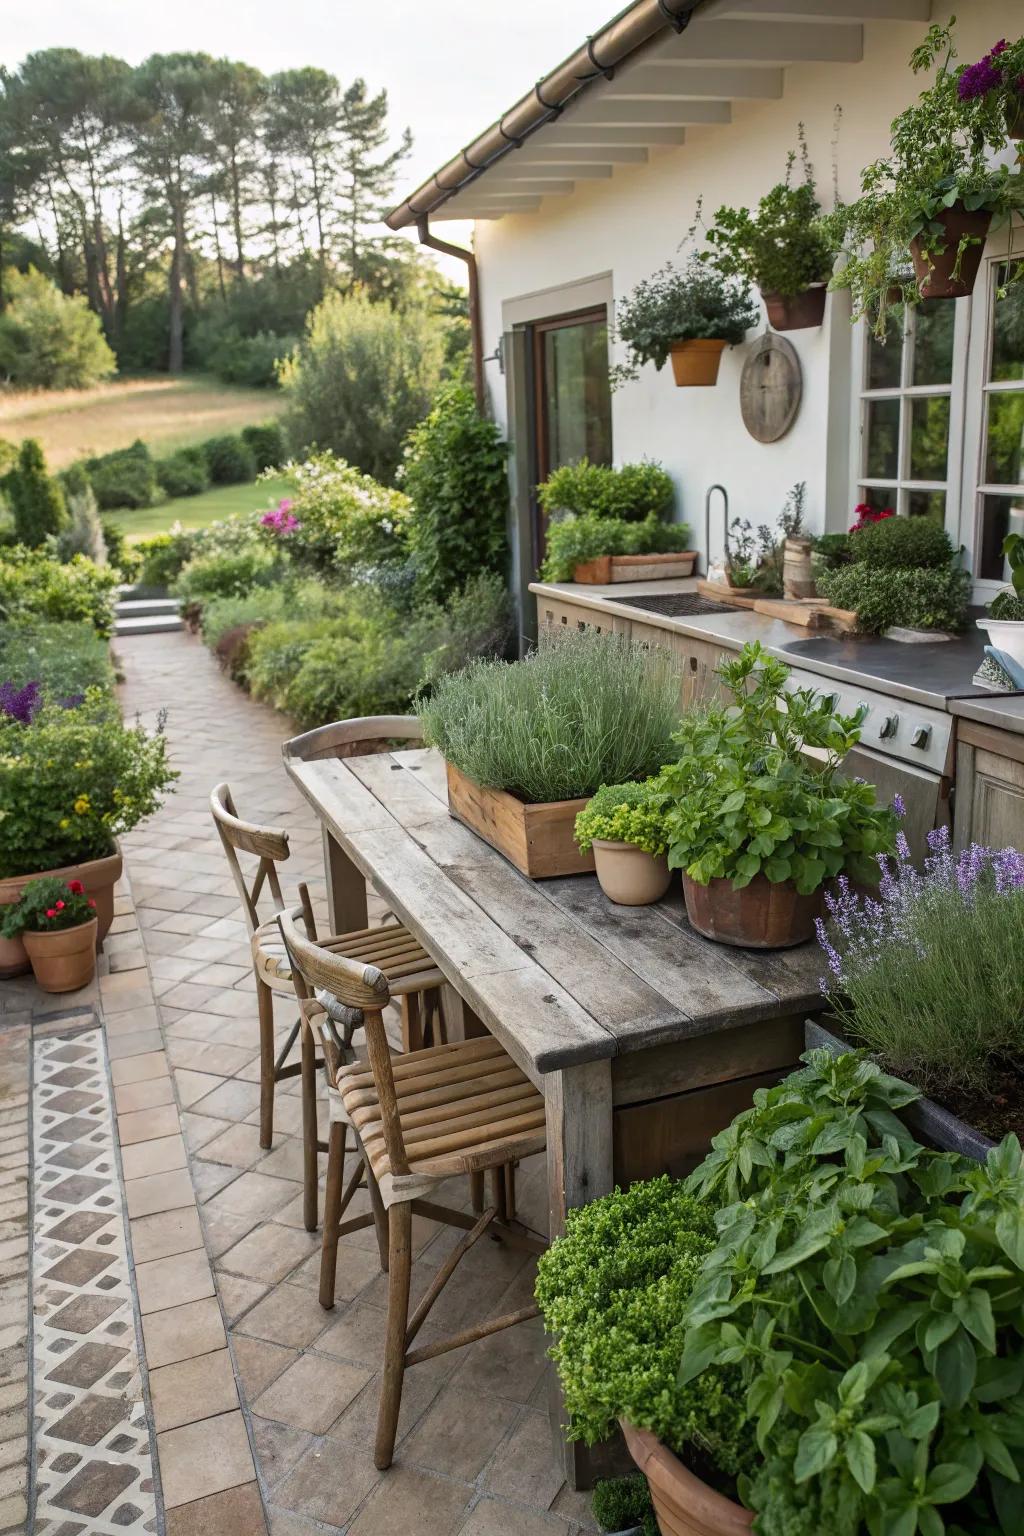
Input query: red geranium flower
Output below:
<box><xmin>45</xmin><ymin>908</ymin><xmax>56</xmax><ymax>918</ymax></box>
<box><xmin>88</xmin><ymin>898</ymin><xmax>96</xmax><ymax>908</ymax></box>
<box><xmin>68</xmin><ymin>880</ymin><xmax>84</xmax><ymax>895</ymax></box>
<box><xmin>55</xmin><ymin>899</ymin><xmax>65</xmax><ymax>910</ymax></box>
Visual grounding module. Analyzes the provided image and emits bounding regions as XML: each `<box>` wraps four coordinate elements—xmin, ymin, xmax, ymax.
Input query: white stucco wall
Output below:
<box><xmin>473</xmin><ymin>1</ymin><xmax>1019</xmax><ymax>562</ymax></box>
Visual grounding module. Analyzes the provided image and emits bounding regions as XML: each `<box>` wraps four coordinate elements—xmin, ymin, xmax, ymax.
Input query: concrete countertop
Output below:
<box><xmin>949</xmin><ymin>693</ymin><xmax>1024</xmax><ymax>737</ymax></box>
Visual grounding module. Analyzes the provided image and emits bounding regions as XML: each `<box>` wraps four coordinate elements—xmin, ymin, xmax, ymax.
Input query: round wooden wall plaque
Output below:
<box><xmin>740</xmin><ymin>332</ymin><xmax>802</xmax><ymax>443</ymax></box>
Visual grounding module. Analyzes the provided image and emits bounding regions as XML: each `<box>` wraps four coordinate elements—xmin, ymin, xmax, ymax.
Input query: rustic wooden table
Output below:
<box><xmin>284</xmin><ymin>745</ymin><xmax>825</xmax><ymax>1481</ymax></box>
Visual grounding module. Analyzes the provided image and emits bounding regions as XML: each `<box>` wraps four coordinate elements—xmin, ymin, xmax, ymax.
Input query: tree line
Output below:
<box><xmin>0</xmin><ymin>49</ymin><xmax>419</xmax><ymax>374</ymax></box>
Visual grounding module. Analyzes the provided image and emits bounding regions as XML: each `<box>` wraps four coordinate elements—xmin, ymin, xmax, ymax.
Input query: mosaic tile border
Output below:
<box><xmin>32</xmin><ymin>1027</ymin><xmax>158</xmax><ymax>1534</ymax></box>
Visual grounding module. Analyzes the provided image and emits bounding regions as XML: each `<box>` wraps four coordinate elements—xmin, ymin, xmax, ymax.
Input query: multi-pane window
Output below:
<box><xmin>974</xmin><ymin>261</ymin><xmax>1024</xmax><ymax>580</ymax></box>
<box><xmin>857</xmin><ymin>300</ymin><xmax>963</xmax><ymax>526</ymax></box>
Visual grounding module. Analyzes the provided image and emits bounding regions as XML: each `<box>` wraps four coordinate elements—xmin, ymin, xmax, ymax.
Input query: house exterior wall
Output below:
<box><xmin>473</xmin><ymin>1</ymin><xmax>1018</xmax><ymax>567</ymax></box>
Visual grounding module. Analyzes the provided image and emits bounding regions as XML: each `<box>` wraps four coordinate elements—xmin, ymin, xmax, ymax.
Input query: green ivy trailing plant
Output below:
<box><xmin>680</xmin><ymin>1049</ymin><xmax>1024</xmax><ymax>1536</ymax></box>
<box><xmin>703</xmin><ymin>128</ymin><xmax>837</xmax><ymax>299</ymax></box>
<box><xmin>574</xmin><ymin>781</ymin><xmax>669</xmax><ymax>857</ymax></box>
<box><xmin>823</xmin><ymin>22</ymin><xmax>1024</xmax><ymax>335</ymax></box>
<box><xmin>612</xmin><ymin>251</ymin><xmax>759</xmax><ymax>385</ymax></box>
<box><xmin>655</xmin><ymin>643</ymin><xmax>896</xmax><ymax>893</ymax></box>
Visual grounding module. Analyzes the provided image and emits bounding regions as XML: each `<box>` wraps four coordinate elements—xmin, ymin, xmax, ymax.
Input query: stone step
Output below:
<box><xmin>114</xmin><ymin>614</ymin><xmax>185</xmax><ymax>636</ymax></box>
<box><xmin>115</xmin><ymin>597</ymin><xmax>181</xmax><ymax>619</ymax></box>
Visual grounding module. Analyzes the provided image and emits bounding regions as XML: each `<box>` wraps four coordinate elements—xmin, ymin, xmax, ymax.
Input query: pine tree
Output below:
<box><xmin>336</xmin><ymin>80</ymin><xmax>411</xmax><ymax>288</ymax></box>
<box><xmin>6</xmin><ymin>438</ymin><xmax>67</xmax><ymax>546</ymax></box>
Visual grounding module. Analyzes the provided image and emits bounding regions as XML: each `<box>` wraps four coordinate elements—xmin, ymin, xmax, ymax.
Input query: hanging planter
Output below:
<box><xmin>611</xmin><ymin>252</ymin><xmax>758</xmax><ymax>392</ymax></box>
<box><xmin>909</xmin><ymin>203</ymin><xmax>992</xmax><ymax>298</ymax></box>
<box><xmin>668</xmin><ymin>339</ymin><xmax>728</xmax><ymax>387</ymax></box>
<box><xmin>760</xmin><ymin>283</ymin><xmax>828</xmax><ymax>331</ymax></box>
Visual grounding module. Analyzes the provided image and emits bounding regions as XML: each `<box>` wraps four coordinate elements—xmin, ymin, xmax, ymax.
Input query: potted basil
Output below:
<box><xmin>574</xmin><ymin>782</ymin><xmax>672</xmax><ymax>906</ymax></box>
<box><xmin>612</xmin><ymin>253</ymin><xmax>758</xmax><ymax>389</ymax></box>
<box><xmin>704</xmin><ymin>129</ymin><xmax>837</xmax><ymax>331</ymax></box>
<box><xmin>656</xmin><ymin>643</ymin><xmax>896</xmax><ymax>947</ymax></box>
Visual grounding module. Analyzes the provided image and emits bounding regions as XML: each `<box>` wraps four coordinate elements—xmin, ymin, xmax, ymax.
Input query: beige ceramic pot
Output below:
<box><xmin>621</xmin><ymin>1422</ymin><xmax>753</xmax><ymax>1536</ymax></box>
<box><xmin>23</xmin><ymin>917</ymin><xmax>99</xmax><ymax>994</ymax></box>
<box><xmin>683</xmin><ymin>872</ymin><xmax>822</xmax><ymax>949</ymax></box>
<box><xmin>0</xmin><ymin>846</ymin><xmax>122</xmax><ymax>978</ymax></box>
<box><xmin>593</xmin><ymin>841</ymin><xmax>672</xmax><ymax>906</ymax></box>
<box><xmin>669</xmin><ymin>339</ymin><xmax>727</xmax><ymax>387</ymax></box>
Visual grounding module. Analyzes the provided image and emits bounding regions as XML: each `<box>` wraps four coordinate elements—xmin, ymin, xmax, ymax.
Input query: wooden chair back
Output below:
<box><xmin>278</xmin><ymin>905</ymin><xmax>411</xmax><ymax>1177</ymax></box>
<box><xmin>210</xmin><ymin>782</ymin><xmax>290</xmax><ymax>936</ymax></box>
<box><xmin>282</xmin><ymin>714</ymin><xmax>423</xmax><ymax>765</ymax></box>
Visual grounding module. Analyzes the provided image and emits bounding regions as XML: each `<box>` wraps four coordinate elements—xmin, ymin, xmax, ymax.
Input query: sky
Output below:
<box><xmin>0</xmin><ymin>0</ymin><xmax>604</xmax><ymax>277</ymax></box>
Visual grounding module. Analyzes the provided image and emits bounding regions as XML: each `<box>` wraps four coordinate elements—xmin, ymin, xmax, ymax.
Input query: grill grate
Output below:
<box><xmin>599</xmin><ymin>592</ymin><xmax>742</xmax><ymax>618</ymax></box>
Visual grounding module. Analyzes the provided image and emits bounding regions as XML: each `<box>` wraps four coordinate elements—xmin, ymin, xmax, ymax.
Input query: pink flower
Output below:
<box><xmin>88</xmin><ymin>898</ymin><xmax>96</xmax><ymax>909</ymax></box>
<box><xmin>45</xmin><ymin>908</ymin><xmax>56</xmax><ymax>918</ymax></box>
<box><xmin>55</xmin><ymin>900</ymin><xmax>64</xmax><ymax>911</ymax></box>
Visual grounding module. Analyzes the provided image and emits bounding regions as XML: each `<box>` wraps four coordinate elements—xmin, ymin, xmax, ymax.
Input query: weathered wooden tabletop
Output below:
<box><xmin>285</xmin><ymin>746</ymin><xmax>825</xmax><ymax>1086</ymax></box>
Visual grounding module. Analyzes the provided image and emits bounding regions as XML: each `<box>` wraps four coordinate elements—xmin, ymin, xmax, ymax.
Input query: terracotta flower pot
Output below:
<box><xmin>909</xmin><ymin>204</ymin><xmax>992</xmax><ymax>299</ymax></box>
<box><xmin>23</xmin><ymin>917</ymin><xmax>98</xmax><ymax>994</ymax></box>
<box><xmin>621</xmin><ymin>1422</ymin><xmax>753</xmax><ymax>1536</ymax></box>
<box><xmin>682</xmin><ymin>873</ymin><xmax>822</xmax><ymax>949</ymax></box>
<box><xmin>760</xmin><ymin>285</ymin><xmax>827</xmax><ymax>331</ymax></box>
<box><xmin>0</xmin><ymin>846</ymin><xmax>122</xmax><ymax>979</ymax></box>
<box><xmin>669</xmin><ymin>339</ymin><xmax>728</xmax><ymax>387</ymax></box>
<box><xmin>593</xmin><ymin>841</ymin><xmax>672</xmax><ymax>906</ymax></box>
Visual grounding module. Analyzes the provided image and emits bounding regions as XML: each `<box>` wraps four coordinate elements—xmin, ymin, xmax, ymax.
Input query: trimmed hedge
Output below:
<box><xmin>85</xmin><ymin>440</ymin><xmax>158</xmax><ymax>511</ymax></box>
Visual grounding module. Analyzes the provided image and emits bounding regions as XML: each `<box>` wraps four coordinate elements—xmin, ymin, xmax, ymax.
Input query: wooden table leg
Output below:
<box><xmin>545</xmin><ymin>1059</ymin><xmax>618</xmax><ymax>1491</ymax></box>
<box><xmin>323</xmin><ymin>824</ymin><xmax>368</xmax><ymax>935</ymax></box>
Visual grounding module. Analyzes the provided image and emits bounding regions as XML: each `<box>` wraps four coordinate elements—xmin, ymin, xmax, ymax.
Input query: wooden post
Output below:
<box><xmin>323</xmin><ymin>824</ymin><xmax>368</xmax><ymax>936</ymax></box>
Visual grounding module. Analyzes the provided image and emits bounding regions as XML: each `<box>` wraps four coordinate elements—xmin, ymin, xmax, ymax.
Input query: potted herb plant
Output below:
<box><xmin>613</xmin><ymin>252</ymin><xmax>758</xmax><ymax>389</ymax></box>
<box><xmin>978</xmin><ymin>527</ymin><xmax>1024</xmax><ymax>668</ymax></box>
<box><xmin>2</xmin><ymin>876</ymin><xmax>99</xmax><ymax>993</ymax></box>
<box><xmin>824</xmin><ymin>23</ymin><xmax>1024</xmax><ymax>332</ymax></box>
<box><xmin>538</xmin><ymin>460</ymin><xmax>695</xmax><ymax>585</ymax></box>
<box><xmin>959</xmin><ymin>36</ymin><xmax>1024</xmax><ymax>140</ymax></box>
<box><xmin>704</xmin><ymin>130</ymin><xmax>837</xmax><ymax>331</ymax></box>
<box><xmin>574</xmin><ymin>782</ymin><xmax>672</xmax><ymax>906</ymax></box>
<box><xmin>416</xmin><ymin>627</ymin><xmax>681</xmax><ymax>878</ymax></box>
<box><xmin>656</xmin><ymin>644</ymin><xmax>896</xmax><ymax>947</ymax></box>
<box><xmin>592</xmin><ymin>1475</ymin><xmax>657</xmax><ymax>1536</ymax></box>
<box><xmin>815</xmin><ymin>512</ymin><xmax>971</xmax><ymax>637</ymax></box>
<box><xmin>810</xmin><ymin>822</ymin><xmax>1024</xmax><ymax>1154</ymax></box>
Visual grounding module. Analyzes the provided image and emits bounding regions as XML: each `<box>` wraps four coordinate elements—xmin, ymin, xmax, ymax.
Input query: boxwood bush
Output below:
<box><xmin>202</xmin><ymin>433</ymin><xmax>256</xmax><ymax>485</ymax></box>
<box><xmin>848</xmin><ymin>515</ymin><xmax>955</xmax><ymax>570</ymax></box>
<box><xmin>815</xmin><ymin>562</ymin><xmax>971</xmax><ymax>633</ymax></box>
<box><xmin>241</xmin><ymin>421</ymin><xmax>286</xmax><ymax>472</ymax></box>
<box><xmin>155</xmin><ymin>447</ymin><xmax>209</xmax><ymax>500</ymax></box>
<box><xmin>85</xmin><ymin>440</ymin><xmax>158</xmax><ymax>511</ymax></box>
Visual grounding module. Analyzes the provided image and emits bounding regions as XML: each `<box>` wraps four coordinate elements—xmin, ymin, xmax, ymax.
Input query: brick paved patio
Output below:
<box><xmin>1</xmin><ymin>629</ymin><xmax>601</xmax><ymax>1535</ymax></box>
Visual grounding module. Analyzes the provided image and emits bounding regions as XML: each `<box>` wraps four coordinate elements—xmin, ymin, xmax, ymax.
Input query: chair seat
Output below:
<box><xmin>254</xmin><ymin>918</ymin><xmax>444</xmax><ymax>996</ymax></box>
<box><xmin>333</xmin><ymin>1035</ymin><xmax>546</xmax><ymax>1207</ymax></box>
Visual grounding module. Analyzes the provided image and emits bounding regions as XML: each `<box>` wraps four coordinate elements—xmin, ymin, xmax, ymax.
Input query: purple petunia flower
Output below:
<box><xmin>0</xmin><ymin>680</ymin><xmax>41</xmax><ymax>724</ymax></box>
<box><xmin>958</xmin><ymin>41</ymin><xmax>1018</xmax><ymax>101</ymax></box>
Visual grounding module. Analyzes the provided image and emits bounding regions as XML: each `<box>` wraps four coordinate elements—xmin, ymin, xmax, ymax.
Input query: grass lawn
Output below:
<box><xmin>107</xmin><ymin>475</ymin><xmax>293</xmax><ymax>543</ymax></box>
<box><xmin>0</xmin><ymin>374</ymin><xmax>285</xmax><ymax>467</ymax></box>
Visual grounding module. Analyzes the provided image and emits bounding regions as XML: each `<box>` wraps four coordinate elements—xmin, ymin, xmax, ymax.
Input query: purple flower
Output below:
<box><xmin>0</xmin><ymin>680</ymin><xmax>41</xmax><ymax>725</ymax></box>
<box><xmin>892</xmin><ymin>793</ymin><xmax>906</xmax><ymax>820</ymax></box>
<box><xmin>958</xmin><ymin>41</ymin><xmax>1010</xmax><ymax>100</ymax></box>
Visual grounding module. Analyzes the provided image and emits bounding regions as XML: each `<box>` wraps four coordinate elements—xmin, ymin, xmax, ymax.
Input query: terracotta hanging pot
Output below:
<box><xmin>760</xmin><ymin>285</ymin><xmax>827</xmax><ymax>331</ymax></box>
<box><xmin>682</xmin><ymin>873</ymin><xmax>822</xmax><ymax>949</ymax></box>
<box><xmin>0</xmin><ymin>845</ymin><xmax>122</xmax><ymax>978</ymax></box>
<box><xmin>909</xmin><ymin>204</ymin><xmax>992</xmax><ymax>299</ymax></box>
<box><xmin>23</xmin><ymin>918</ymin><xmax>99</xmax><ymax>994</ymax></box>
<box><xmin>621</xmin><ymin>1422</ymin><xmax>753</xmax><ymax>1536</ymax></box>
<box><xmin>669</xmin><ymin>339</ymin><xmax>728</xmax><ymax>387</ymax></box>
<box><xmin>592</xmin><ymin>841</ymin><xmax>672</xmax><ymax>906</ymax></box>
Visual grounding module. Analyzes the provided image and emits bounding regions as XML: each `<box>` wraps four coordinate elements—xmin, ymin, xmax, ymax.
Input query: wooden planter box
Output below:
<box><xmin>445</xmin><ymin>761</ymin><xmax>595</xmax><ymax>879</ymax></box>
<box><xmin>574</xmin><ymin>551</ymin><xmax>697</xmax><ymax>585</ymax></box>
<box><xmin>805</xmin><ymin>1020</ymin><xmax>996</xmax><ymax>1162</ymax></box>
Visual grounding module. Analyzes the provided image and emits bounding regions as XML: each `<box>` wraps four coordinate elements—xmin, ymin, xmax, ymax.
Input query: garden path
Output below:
<box><xmin>0</xmin><ymin>629</ymin><xmax>600</xmax><ymax>1536</ymax></box>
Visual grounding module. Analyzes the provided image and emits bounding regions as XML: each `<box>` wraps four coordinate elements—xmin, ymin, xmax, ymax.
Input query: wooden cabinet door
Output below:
<box><xmin>955</xmin><ymin>724</ymin><xmax>1024</xmax><ymax>853</ymax></box>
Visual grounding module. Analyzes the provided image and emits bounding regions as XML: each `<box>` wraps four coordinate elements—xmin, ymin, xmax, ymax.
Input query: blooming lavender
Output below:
<box><xmin>0</xmin><ymin>680</ymin><xmax>41</xmax><ymax>725</ymax></box>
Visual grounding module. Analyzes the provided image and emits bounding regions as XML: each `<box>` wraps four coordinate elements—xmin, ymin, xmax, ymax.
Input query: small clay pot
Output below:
<box><xmin>682</xmin><ymin>873</ymin><xmax>822</xmax><ymax>949</ymax></box>
<box><xmin>909</xmin><ymin>204</ymin><xmax>992</xmax><ymax>300</ymax></box>
<box><xmin>592</xmin><ymin>841</ymin><xmax>672</xmax><ymax>906</ymax></box>
<box><xmin>23</xmin><ymin>918</ymin><xmax>99</xmax><ymax>994</ymax></box>
<box><xmin>0</xmin><ymin>845</ymin><xmax>122</xmax><ymax>978</ymax></box>
<box><xmin>760</xmin><ymin>285</ymin><xmax>827</xmax><ymax>331</ymax></box>
<box><xmin>621</xmin><ymin>1421</ymin><xmax>753</xmax><ymax>1536</ymax></box>
<box><xmin>669</xmin><ymin>339</ymin><xmax>728</xmax><ymax>387</ymax></box>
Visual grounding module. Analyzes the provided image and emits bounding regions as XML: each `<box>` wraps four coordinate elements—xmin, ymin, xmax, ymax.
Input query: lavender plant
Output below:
<box><xmin>816</xmin><ymin>822</ymin><xmax>1024</xmax><ymax>1104</ymax></box>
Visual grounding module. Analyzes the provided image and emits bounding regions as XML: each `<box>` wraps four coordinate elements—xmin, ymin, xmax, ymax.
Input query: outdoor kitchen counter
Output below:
<box><xmin>950</xmin><ymin>693</ymin><xmax>1024</xmax><ymax>736</ymax></box>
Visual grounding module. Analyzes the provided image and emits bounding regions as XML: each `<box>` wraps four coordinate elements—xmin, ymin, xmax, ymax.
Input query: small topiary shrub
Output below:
<box><xmin>848</xmin><ymin>514</ymin><xmax>955</xmax><ymax>570</ymax></box>
<box><xmin>202</xmin><ymin>433</ymin><xmax>256</xmax><ymax>486</ymax></box>
<box><xmin>575</xmin><ymin>781</ymin><xmax>668</xmax><ymax>856</ymax></box>
<box><xmin>815</xmin><ymin>561</ymin><xmax>971</xmax><ymax>632</ymax></box>
<box><xmin>84</xmin><ymin>440</ymin><xmax>158</xmax><ymax>511</ymax></box>
<box><xmin>241</xmin><ymin>421</ymin><xmax>286</xmax><ymax>472</ymax></box>
<box><xmin>155</xmin><ymin>448</ymin><xmax>209</xmax><ymax>500</ymax></box>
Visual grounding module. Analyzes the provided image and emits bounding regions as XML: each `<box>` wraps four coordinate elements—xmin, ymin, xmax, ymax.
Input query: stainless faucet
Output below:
<box><xmin>704</xmin><ymin>485</ymin><xmax>729</xmax><ymax>575</ymax></box>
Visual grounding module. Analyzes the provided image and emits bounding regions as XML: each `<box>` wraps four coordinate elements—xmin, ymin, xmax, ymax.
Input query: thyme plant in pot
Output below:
<box><xmin>824</xmin><ymin>22</ymin><xmax>1024</xmax><ymax>332</ymax></box>
<box><xmin>656</xmin><ymin>644</ymin><xmax>896</xmax><ymax>947</ymax></box>
<box><xmin>2</xmin><ymin>877</ymin><xmax>99</xmax><ymax>993</ymax></box>
<box><xmin>416</xmin><ymin>627</ymin><xmax>681</xmax><ymax>878</ymax></box>
<box><xmin>978</xmin><ymin>528</ymin><xmax>1024</xmax><ymax>668</ymax></box>
<box><xmin>575</xmin><ymin>781</ymin><xmax>672</xmax><ymax>906</ymax></box>
<box><xmin>612</xmin><ymin>252</ymin><xmax>758</xmax><ymax>389</ymax></box>
<box><xmin>703</xmin><ymin>130</ymin><xmax>837</xmax><ymax>331</ymax></box>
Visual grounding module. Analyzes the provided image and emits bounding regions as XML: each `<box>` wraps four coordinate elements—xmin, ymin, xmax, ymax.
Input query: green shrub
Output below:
<box><xmin>0</xmin><ymin>549</ymin><xmax>117</xmax><ymax>637</ymax></box>
<box><xmin>418</xmin><ymin>573</ymin><xmax>512</xmax><ymax>688</ymax></box>
<box><xmin>815</xmin><ymin>562</ymin><xmax>971</xmax><ymax>632</ymax></box>
<box><xmin>541</xmin><ymin>513</ymin><xmax>690</xmax><ymax>583</ymax></box>
<box><xmin>848</xmin><ymin>514</ymin><xmax>955</xmax><ymax>569</ymax></box>
<box><xmin>537</xmin><ymin>459</ymin><xmax>674</xmax><ymax>523</ymax></box>
<box><xmin>0</xmin><ymin>623</ymin><xmax>115</xmax><ymax>701</ymax></box>
<box><xmin>155</xmin><ymin>448</ymin><xmax>209</xmax><ymax>500</ymax></box>
<box><xmin>241</xmin><ymin>421</ymin><xmax>287</xmax><ymax>472</ymax></box>
<box><xmin>592</xmin><ymin>1476</ymin><xmax>656</xmax><ymax>1535</ymax></box>
<box><xmin>401</xmin><ymin>384</ymin><xmax>508</xmax><ymax>603</ymax></box>
<box><xmin>99</xmin><ymin>518</ymin><xmax>138</xmax><ymax>580</ymax></box>
<box><xmin>575</xmin><ymin>781</ymin><xmax>668</xmax><ymax>857</ymax></box>
<box><xmin>202</xmin><ymin>433</ymin><xmax>256</xmax><ymax>486</ymax></box>
<box><xmin>535</xmin><ymin>1176</ymin><xmax>751</xmax><ymax>1475</ymax></box>
<box><xmin>811</xmin><ymin>531</ymin><xmax>852</xmax><ymax>569</ymax></box>
<box><xmin>135</xmin><ymin>529</ymin><xmax>197</xmax><ymax>589</ymax></box>
<box><xmin>417</xmin><ymin>626</ymin><xmax>681</xmax><ymax>804</ymax></box>
<box><xmin>207</xmin><ymin>326</ymin><xmax>295</xmax><ymax>387</ymax></box>
<box><xmin>84</xmin><ymin>440</ymin><xmax>158</xmax><ymax>511</ymax></box>
<box><xmin>0</xmin><ymin>688</ymin><xmax>176</xmax><ymax>877</ymax></box>
<box><xmin>0</xmin><ymin>266</ymin><xmax>116</xmax><ymax>389</ymax></box>
<box><xmin>4</xmin><ymin>438</ymin><xmax>67</xmax><ymax>545</ymax></box>
<box><xmin>280</xmin><ymin>288</ymin><xmax>446</xmax><ymax>485</ymax></box>
<box><xmin>280</xmin><ymin>452</ymin><xmax>411</xmax><ymax>577</ymax></box>
<box><xmin>174</xmin><ymin>545</ymin><xmax>280</xmax><ymax>605</ymax></box>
